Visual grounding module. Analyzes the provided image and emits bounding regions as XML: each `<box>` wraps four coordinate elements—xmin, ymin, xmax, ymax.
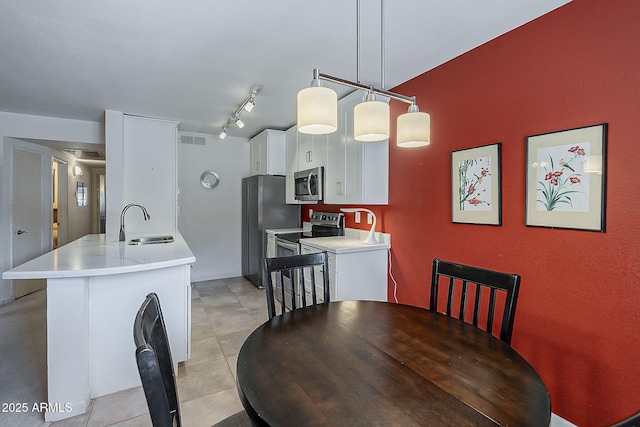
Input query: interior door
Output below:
<box><xmin>12</xmin><ymin>149</ymin><xmax>44</xmax><ymax>298</ymax></box>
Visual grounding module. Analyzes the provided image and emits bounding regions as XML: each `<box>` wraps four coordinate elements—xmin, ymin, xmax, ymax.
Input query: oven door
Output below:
<box><xmin>275</xmin><ymin>238</ymin><xmax>300</xmax><ymax>258</ymax></box>
<box><xmin>274</xmin><ymin>238</ymin><xmax>301</xmax><ymax>310</ymax></box>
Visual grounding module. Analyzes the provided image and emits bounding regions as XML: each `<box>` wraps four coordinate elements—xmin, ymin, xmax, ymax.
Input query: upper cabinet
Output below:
<box><xmin>122</xmin><ymin>115</ymin><xmax>180</xmax><ymax>233</ymax></box>
<box><xmin>324</xmin><ymin>91</ymin><xmax>389</xmax><ymax>205</ymax></box>
<box><xmin>297</xmin><ymin>133</ymin><xmax>327</xmax><ymax>170</ymax></box>
<box><xmin>249</xmin><ymin>129</ymin><xmax>286</xmax><ymax>176</ymax></box>
<box><xmin>285</xmin><ymin>125</ymin><xmax>321</xmax><ymax>204</ymax></box>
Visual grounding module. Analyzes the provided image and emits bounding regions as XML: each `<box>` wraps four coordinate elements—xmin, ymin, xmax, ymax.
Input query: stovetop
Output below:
<box><xmin>276</xmin><ymin>212</ymin><xmax>344</xmax><ymax>244</ymax></box>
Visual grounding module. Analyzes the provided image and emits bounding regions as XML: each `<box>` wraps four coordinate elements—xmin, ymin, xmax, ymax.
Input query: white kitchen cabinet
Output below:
<box><xmin>249</xmin><ymin>129</ymin><xmax>286</xmax><ymax>176</ymax></box>
<box><xmin>266</xmin><ymin>231</ymin><xmax>277</xmax><ymax>259</ymax></box>
<box><xmin>324</xmin><ymin>91</ymin><xmax>389</xmax><ymax>205</ymax></box>
<box><xmin>123</xmin><ymin>115</ymin><xmax>179</xmax><ymax>233</ymax></box>
<box><xmin>300</xmin><ymin>239</ymin><xmax>388</xmax><ymax>302</ymax></box>
<box><xmin>297</xmin><ymin>132</ymin><xmax>327</xmax><ymax>170</ymax></box>
<box><xmin>285</xmin><ymin>125</ymin><xmax>320</xmax><ymax>204</ymax></box>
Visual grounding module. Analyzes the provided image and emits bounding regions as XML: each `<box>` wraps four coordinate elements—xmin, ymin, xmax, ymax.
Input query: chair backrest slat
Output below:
<box><xmin>430</xmin><ymin>258</ymin><xmax>521</xmax><ymax>345</ymax></box>
<box><xmin>263</xmin><ymin>252</ymin><xmax>330</xmax><ymax>320</ymax></box>
<box><xmin>446</xmin><ymin>277</ymin><xmax>455</xmax><ymax>316</ymax></box>
<box><xmin>459</xmin><ymin>281</ymin><xmax>468</xmax><ymax>319</ymax></box>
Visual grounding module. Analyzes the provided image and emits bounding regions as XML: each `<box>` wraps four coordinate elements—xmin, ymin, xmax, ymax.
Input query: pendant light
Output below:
<box><xmin>353</xmin><ymin>1</ymin><xmax>389</xmax><ymax>142</ymax></box>
<box><xmin>354</xmin><ymin>90</ymin><xmax>389</xmax><ymax>141</ymax></box>
<box><xmin>296</xmin><ymin>0</ymin><xmax>430</xmax><ymax>147</ymax></box>
<box><xmin>397</xmin><ymin>104</ymin><xmax>431</xmax><ymax>147</ymax></box>
<box><xmin>297</xmin><ymin>69</ymin><xmax>337</xmax><ymax>134</ymax></box>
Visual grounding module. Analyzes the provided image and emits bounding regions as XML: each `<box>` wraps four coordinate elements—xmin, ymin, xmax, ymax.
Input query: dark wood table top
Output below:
<box><xmin>236</xmin><ymin>301</ymin><xmax>550</xmax><ymax>426</ymax></box>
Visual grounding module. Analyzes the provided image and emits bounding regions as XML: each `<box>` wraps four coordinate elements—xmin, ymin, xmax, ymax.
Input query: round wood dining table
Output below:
<box><xmin>236</xmin><ymin>300</ymin><xmax>550</xmax><ymax>426</ymax></box>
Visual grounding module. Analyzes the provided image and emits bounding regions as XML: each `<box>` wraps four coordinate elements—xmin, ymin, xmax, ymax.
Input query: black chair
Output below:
<box><xmin>134</xmin><ymin>293</ymin><xmax>252</xmax><ymax>427</ymax></box>
<box><xmin>263</xmin><ymin>252</ymin><xmax>330</xmax><ymax>320</ymax></box>
<box><xmin>610</xmin><ymin>411</ymin><xmax>640</xmax><ymax>427</ymax></box>
<box><xmin>430</xmin><ymin>258</ymin><xmax>521</xmax><ymax>345</ymax></box>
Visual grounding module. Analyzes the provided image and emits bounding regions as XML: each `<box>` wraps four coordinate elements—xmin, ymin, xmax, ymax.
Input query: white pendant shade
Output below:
<box><xmin>354</xmin><ymin>99</ymin><xmax>389</xmax><ymax>142</ymax></box>
<box><xmin>297</xmin><ymin>86</ymin><xmax>338</xmax><ymax>134</ymax></box>
<box><xmin>397</xmin><ymin>111</ymin><xmax>431</xmax><ymax>147</ymax></box>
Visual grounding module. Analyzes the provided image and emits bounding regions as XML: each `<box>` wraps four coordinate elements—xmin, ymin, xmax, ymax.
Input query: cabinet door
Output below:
<box><xmin>249</xmin><ymin>130</ymin><xmax>286</xmax><ymax>176</ymax></box>
<box><xmin>266</xmin><ymin>233</ymin><xmax>276</xmax><ymax>258</ymax></box>
<box><xmin>297</xmin><ymin>133</ymin><xmax>327</xmax><ymax>170</ymax></box>
<box><xmin>285</xmin><ymin>126</ymin><xmax>299</xmax><ymax>203</ymax></box>
<box><xmin>297</xmin><ymin>133</ymin><xmax>313</xmax><ymax>168</ymax></box>
<box><xmin>123</xmin><ymin>115</ymin><xmax>178</xmax><ymax>232</ymax></box>
<box><xmin>249</xmin><ymin>136</ymin><xmax>264</xmax><ymax>175</ymax></box>
<box><xmin>324</xmin><ymin>91</ymin><xmax>388</xmax><ymax>205</ymax></box>
<box><xmin>300</xmin><ymin>245</ymin><xmax>336</xmax><ymax>303</ymax></box>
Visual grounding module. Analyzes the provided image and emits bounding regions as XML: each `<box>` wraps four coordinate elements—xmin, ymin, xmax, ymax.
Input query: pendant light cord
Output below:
<box><xmin>381</xmin><ymin>0</ymin><xmax>385</xmax><ymax>90</ymax></box>
<box><xmin>356</xmin><ymin>0</ymin><xmax>361</xmax><ymax>83</ymax></box>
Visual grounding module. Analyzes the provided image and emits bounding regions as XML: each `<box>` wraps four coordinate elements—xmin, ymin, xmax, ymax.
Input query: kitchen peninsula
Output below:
<box><xmin>2</xmin><ymin>232</ymin><xmax>195</xmax><ymax>422</ymax></box>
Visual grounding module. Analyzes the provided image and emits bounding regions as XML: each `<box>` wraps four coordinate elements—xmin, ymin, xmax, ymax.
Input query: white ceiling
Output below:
<box><xmin>0</xmin><ymin>0</ymin><xmax>570</xmax><ymax>141</ymax></box>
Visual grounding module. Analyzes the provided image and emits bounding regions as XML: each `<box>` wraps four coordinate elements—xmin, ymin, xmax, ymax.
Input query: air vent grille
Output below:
<box><xmin>63</xmin><ymin>149</ymin><xmax>105</xmax><ymax>160</ymax></box>
<box><xmin>180</xmin><ymin>134</ymin><xmax>207</xmax><ymax>146</ymax></box>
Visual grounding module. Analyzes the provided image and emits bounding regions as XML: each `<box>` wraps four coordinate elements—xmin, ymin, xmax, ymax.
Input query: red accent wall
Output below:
<box><xmin>318</xmin><ymin>1</ymin><xmax>640</xmax><ymax>425</ymax></box>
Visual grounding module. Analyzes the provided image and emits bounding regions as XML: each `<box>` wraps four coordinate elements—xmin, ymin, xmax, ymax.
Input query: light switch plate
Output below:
<box><xmin>355</xmin><ymin>212</ymin><xmax>361</xmax><ymax>223</ymax></box>
<box><xmin>367</xmin><ymin>213</ymin><xmax>373</xmax><ymax>224</ymax></box>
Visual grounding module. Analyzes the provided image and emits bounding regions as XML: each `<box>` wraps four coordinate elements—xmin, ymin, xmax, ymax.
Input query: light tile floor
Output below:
<box><xmin>0</xmin><ymin>277</ymin><xmax>267</xmax><ymax>427</ymax></box>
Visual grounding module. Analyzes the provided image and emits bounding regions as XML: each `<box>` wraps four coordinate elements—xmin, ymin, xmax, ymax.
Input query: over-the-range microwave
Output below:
<box><xmin>294</xmin><ymin>167</ymin><xmax>323</xmax><ymax>201</ymax></box>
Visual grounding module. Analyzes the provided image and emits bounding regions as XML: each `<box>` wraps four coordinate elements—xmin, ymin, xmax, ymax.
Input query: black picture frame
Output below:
<box><xmin>451</xmin><ymin>143</ymin><xmax>502</xmax><ymax>226</ymax></box>
<box><xmin>525</xmin><ymin>123</ymin><xmax>607</xmax><ymax>231</ymax></box>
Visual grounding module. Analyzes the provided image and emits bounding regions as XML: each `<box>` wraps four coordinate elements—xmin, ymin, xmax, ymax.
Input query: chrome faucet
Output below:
<box><xmin>119</xmin><ymin>204</ymin><xmax>151</xmax><ymax>242</ymax></box>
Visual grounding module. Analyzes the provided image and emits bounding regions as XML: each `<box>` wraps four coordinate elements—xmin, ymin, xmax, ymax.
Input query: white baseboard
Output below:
<box><xmin>551</xmin><ymin>413</ymin><xmax>579</xmax><ymax>427</ymax></box>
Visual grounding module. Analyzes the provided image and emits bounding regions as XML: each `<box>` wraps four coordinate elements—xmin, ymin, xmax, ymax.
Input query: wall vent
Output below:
<box><xmin>179</xmin><ymin>133</ymin><xmax>207</xmax><ymax>146</ymax></box>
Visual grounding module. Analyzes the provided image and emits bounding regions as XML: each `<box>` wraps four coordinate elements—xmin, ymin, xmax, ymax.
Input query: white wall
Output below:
<box><xmin>178</xmin><ymin>133</ymin><xmax>249</xmax><ymax>281</ymax></box>
<box><xmin>0</xmin><ymin>111</ymin><xmax>103</xmax><ymax>304</ymax></box>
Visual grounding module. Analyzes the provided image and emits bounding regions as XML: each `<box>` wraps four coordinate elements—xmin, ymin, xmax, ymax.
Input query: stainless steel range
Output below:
<box><xmin>275</xmin><ymin>211</ymin><xmax>344</xmax><ymax>257</ymax></box>
<box><xmin>272</xmin><ymin>212</ymin><xmax>344</xmax><ymax>309</ymax></box>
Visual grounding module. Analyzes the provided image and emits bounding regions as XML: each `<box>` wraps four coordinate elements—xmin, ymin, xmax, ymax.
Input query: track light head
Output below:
<box><xmin>219</xmin><ymin>129</ymin><xmax>227</xmax><ymax>139</ymax></box>
<box><xmin>235</xmin><ymin>117</ymin><xmax>244</xmax><ymax>128</ymax></box>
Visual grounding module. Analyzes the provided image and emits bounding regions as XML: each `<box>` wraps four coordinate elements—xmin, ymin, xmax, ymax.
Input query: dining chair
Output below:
<box><xmin>609</xmin><ymin>411</ymin><xmax>640</xmax><ymax>427</ymax></box>
<box><xmin>134</xmin><ymin>292</ymin><xmax>252</xmax><ymax>427</ymax></box>
<box><xmin>430</xmin><ymin>258</ymin><xmax>521</xmax><ymax>345</ymax></box>
<box><xmin>263</xmin><ymin>251</ymin><xmax>330</xmax><ymax>320</ymax></box>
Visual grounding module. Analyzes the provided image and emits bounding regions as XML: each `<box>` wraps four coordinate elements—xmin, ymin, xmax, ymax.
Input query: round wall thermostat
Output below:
<box><xmin>200</xmin><ymin>171</ymin><xmax>220</xmax><ymax>189</ymax></box>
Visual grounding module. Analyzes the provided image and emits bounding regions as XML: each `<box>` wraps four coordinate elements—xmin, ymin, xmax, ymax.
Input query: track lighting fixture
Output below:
<box><xmin>219</xmin><ymin>89</ymin><xmax>258</xmax><ymax>139</ymax></box>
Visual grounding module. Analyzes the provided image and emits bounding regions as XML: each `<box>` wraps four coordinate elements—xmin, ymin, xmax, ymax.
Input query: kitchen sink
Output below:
<box><xmin>128</xmin><ymin>235</ymin><xmax>174</xmax><ymax>245</ymax></box>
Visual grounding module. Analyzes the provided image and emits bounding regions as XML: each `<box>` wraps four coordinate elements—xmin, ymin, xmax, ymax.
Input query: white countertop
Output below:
<box><xmin>265</xmin><ymin>227</ymin><xmax>305</xmax><ymax>235</ymax></box>
<box><xmin>2</xmin><ymin>232</ymin><xmax>195</xmax><ymax>279</ymax></box>
<box><xmin>300</xmin><ymin>230</ymin><xmax>391</xmax><ymax>254</ymax></box>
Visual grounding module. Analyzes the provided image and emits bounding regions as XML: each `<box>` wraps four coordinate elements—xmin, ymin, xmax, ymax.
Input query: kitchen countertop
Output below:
<box><xmin>301</xmin><ymin>230</ymin><xmax>391</xmax><ymax>254</ymax></box>
<box><xmin>2</xmin><ymin>232</ymin><xmax>195</xmax><ymax>279</ymax></box>
<box><xmin>265</xmin><ymin>227</ymin><xmax>305</xmax><ymax>235</ymax></box>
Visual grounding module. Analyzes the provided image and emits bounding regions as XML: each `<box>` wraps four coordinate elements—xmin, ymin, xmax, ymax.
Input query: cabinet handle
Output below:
<box><xmin>336</xmin><ymin>181</ymin><xmax>342</xmax><ymax>195</ymax></box>
<box><xmin>308</xmin><ymin>150</ymin><xmax>312</xmax><ymax>163</ymax></box>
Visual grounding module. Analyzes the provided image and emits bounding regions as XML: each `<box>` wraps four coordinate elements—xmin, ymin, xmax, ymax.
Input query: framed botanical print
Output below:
<box><xmin>452</xmin><ymin>143</ymin><xmax>502</xmax><ymax>225</ymax></box>
<box><xmin>525</xmin><ymin>123</ymin><xmax>607</xmax><ymax>231</ymax></box>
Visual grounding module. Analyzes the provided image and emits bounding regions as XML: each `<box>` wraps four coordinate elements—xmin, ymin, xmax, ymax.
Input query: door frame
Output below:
<box><xmin>52</xmin><ymin>157</ymin><xmax>69</xmax><ymax>248</ymax></box>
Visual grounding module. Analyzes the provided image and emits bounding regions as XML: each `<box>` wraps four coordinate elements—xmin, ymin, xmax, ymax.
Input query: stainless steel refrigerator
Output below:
<box><xmin>242</xmin><ymin>175</ymin><xmax>300</xmax><ymax>288</ymax></box>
